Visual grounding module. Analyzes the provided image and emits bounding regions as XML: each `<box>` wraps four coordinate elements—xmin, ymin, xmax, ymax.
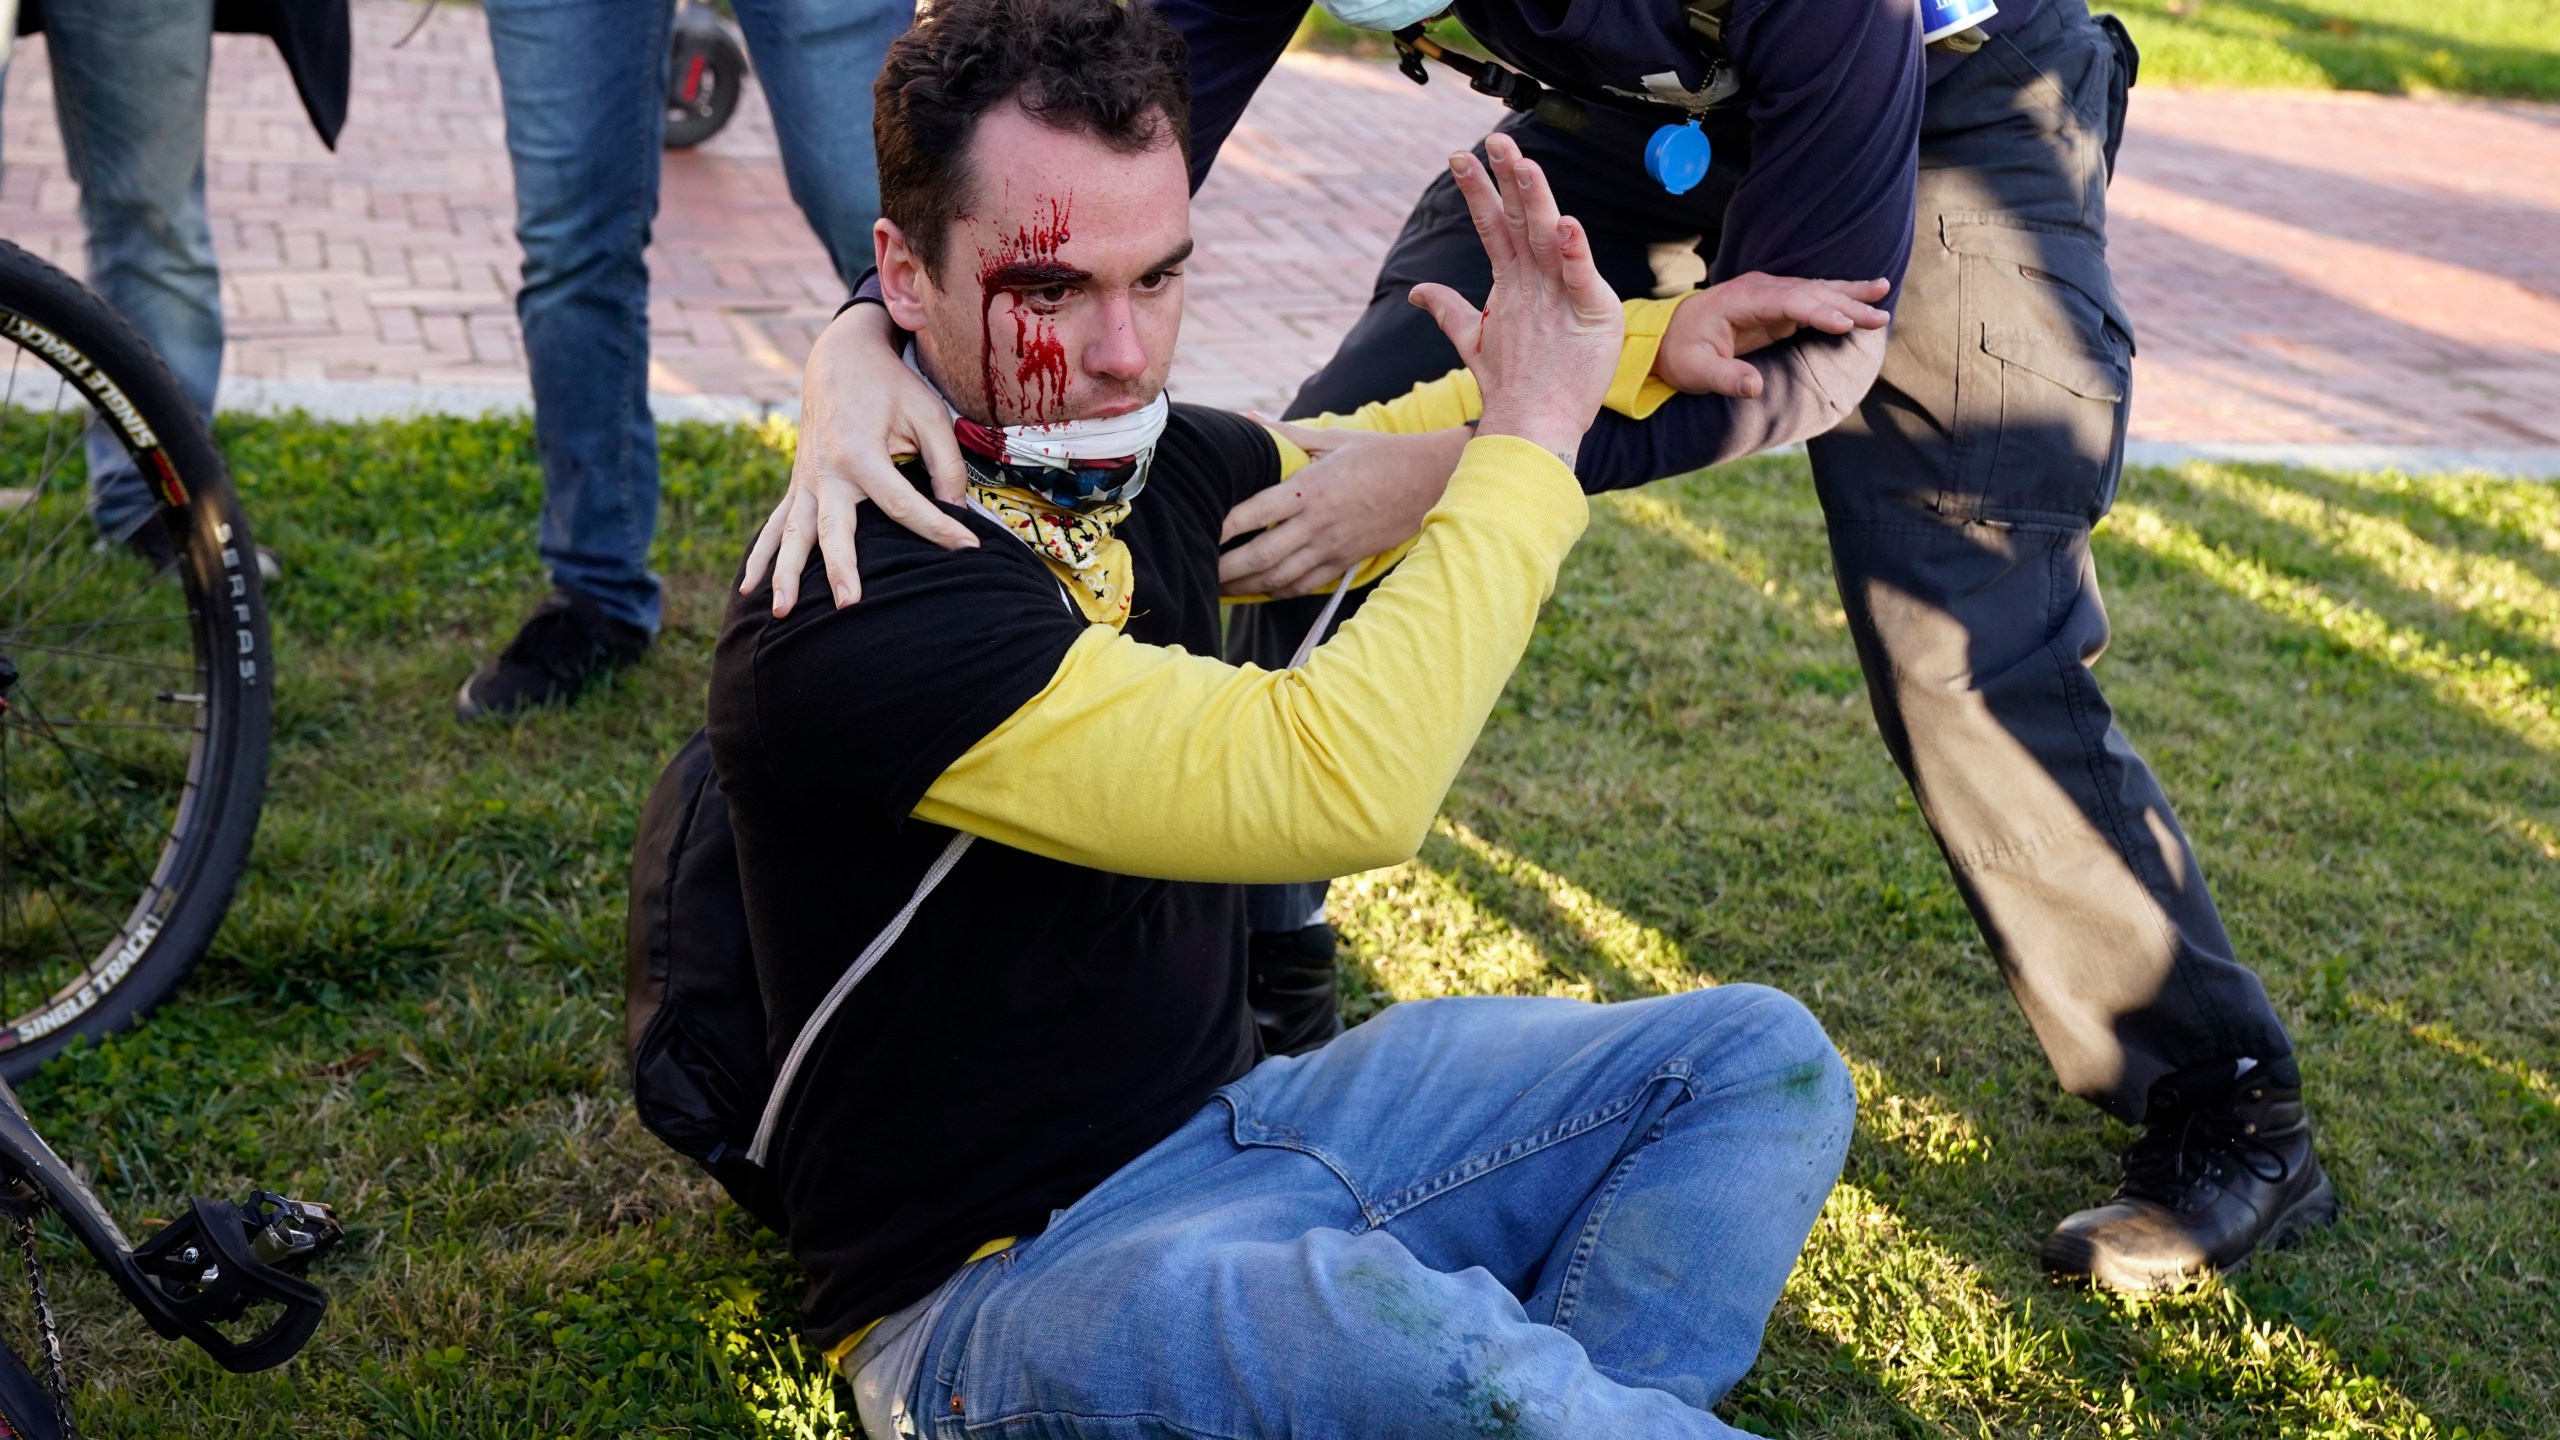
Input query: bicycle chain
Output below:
<box><xmin>10</xmin><ymin>1210</ymin><xmax>74</xmax><ymax>1440</ymax></box>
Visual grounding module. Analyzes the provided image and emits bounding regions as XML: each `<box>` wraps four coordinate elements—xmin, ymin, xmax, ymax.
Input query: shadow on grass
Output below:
<box><xmin>1358</xmin><ymin>460</ymin><xmax>2558</xmax><ymax>1435</ymax></box>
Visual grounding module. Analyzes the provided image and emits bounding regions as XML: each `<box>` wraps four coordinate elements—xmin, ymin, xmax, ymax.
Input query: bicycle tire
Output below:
<box><xmin>0</xmin><ymin>239</ymin><xmax>271</xmax><ymax>1080</ymax></box>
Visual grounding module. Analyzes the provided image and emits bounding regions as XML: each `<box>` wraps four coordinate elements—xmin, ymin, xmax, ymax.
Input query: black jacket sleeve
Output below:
<box><xmin>1579</xmin><ymin>0</ymin><xmax>1924</xmax><ymax>490</ymax></box>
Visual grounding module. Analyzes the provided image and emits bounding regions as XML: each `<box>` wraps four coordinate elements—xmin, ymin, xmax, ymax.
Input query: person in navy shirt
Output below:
<box><xmin>756</xmin><ymin>0</ymin><xmax>2336</xmax><ymax>1295</ymax></box>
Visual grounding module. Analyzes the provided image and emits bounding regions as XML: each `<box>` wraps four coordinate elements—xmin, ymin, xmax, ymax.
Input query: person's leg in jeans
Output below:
<box><xmin>726</xmin><ymin>0</ymin><xmax>912</xmax><ymax>290</ymax></box>
<box><xmin>462</xmin><ymin>0</ymin><xmax>670</xmax><ymax>719</ymax></box>
<box><xmin>1804</xmin><ymin>0</ymin><xmax>2328</xmax><ymax>1286</ymax></box>
<box><xmin>913</xmin><ymin>986</ymin><xmax>1855</xmax><ymax>1438</ymax></box>
<box><xmin>39</xmin><ymin>0</ymin><xmax>222</xmax><ymax>548</ymax></box>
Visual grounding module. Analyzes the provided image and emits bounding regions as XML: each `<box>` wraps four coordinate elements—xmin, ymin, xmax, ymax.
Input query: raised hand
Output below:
<box><xmin>1405</xmin><ymin>133</ymin><xmax>1624</xmax><ymax>469</ymax></box>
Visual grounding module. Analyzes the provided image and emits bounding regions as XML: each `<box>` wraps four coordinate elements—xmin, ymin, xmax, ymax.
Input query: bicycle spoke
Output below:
<box><xmin>0</xmin><ymin>502</ymin><xmax>114</xmax><ymax>628</ymax></box>
<box><xmin>7</xmin><ymin>717</ymin><xmax>183</xmax><ymax>788</ymax></box>
<box><xmin>0</xmin><ymin>404</ymin><xmax>78</xmax><ymax>613</ymax></box>
<box><xmin>4</xmin><ymin>613</ymin><xmax>185</xmax><ymax>637</ymax></box>
<box><xmin>4</xmin><ymin>571</ymin><xmax>190</xmax><ymax>695</ymax></box>
<box><xmin>4</xmin><ymin>530</ymin><xmax>130</xmax><ymax>640</ymax></box>
<box><xmin>10</xmin><ymin>691</ymin><xmax>171</xmax><ymax>898</ymax></box>
<box><xmin>12</xmin><ymin>724</ymin><xmax>184</xmax><ymax>791</ymax></box>
<box><xmin>7</xmin><ymin>716</ymin><xmax>194</xmax><ymax>733</ymax></box>
<box><xmin>2</xmin><ymin>636</ymin><xmax>199</xmax><ymax>678</ymax></box>
<box><xmin>0</xmin><ymin>781</ymin><xmax>105</xmax><ymax>988</ymax></box>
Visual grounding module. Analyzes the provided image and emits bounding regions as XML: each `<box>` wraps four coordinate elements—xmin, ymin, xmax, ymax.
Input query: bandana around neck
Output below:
<box><xmin>903</xmin><ymin>348</ymin><xmax>1166</xmax><ymax>627</ymax></box>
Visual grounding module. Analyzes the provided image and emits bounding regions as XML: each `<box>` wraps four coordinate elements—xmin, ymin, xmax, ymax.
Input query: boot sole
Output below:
<box><xmin>2043</xmin><ymin>1174</ymin><xmax>2340</xmax><ymax>1295</ymax></box>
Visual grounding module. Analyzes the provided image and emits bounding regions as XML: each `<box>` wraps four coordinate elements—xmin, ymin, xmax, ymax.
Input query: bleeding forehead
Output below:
<box><xmin>960</xmin><ymin>105</ymin><xmax>1188</xmax><ymax>278</ymax></box>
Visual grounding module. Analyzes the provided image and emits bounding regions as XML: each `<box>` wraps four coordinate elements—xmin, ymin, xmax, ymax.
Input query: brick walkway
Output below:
<box><xmin>3</xmin><ymin>3</ymin><xmax>2557</xmax><ymax>467</ymax></box>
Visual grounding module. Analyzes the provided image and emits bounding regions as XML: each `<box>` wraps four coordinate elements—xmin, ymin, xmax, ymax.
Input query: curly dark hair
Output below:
<box><xmin>874</xmin><ymin>0</ymin><xmax>1192</xmax><ymax>277</ymax></box>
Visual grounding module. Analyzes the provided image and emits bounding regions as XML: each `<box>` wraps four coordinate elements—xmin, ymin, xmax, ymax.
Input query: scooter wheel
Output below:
<box><xmin>664</xmin><ymin>28</ymin><xmax>748</xmax><ymax>150</ymax></box>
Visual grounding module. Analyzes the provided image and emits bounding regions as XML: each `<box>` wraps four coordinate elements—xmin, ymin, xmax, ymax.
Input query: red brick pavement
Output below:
<box><xmin>3</xmin><ymin>4</ymin><xmax>2557</xmax><ymax>462</ymax></box>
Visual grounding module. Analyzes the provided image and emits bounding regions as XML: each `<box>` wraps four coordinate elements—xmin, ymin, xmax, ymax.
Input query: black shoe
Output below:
<box><xmin>2043</xmin><ymin>1060</ymin><xmax>2338</xmax><ymax>1293</ymax></box>
<box><xmin>456</xmin><ymin>588</ymin><xmax>650</xmax><ymax>722</ymax></box>
<box><xmin>1248</xmin><ymin>922</ymin><xmax>1345</xmax><ymax>1058</ymax></box>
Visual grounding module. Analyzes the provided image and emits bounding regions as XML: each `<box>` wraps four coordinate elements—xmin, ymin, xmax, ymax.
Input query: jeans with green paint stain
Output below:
<box><xmin>891</xmin><ymin>985</ymin><xmax>1853</xmax><ymax>1439</ymax></box>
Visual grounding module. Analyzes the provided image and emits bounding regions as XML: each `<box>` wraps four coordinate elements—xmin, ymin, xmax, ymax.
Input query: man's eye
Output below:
<box><xmin>1023</xmin><ymin>285</ymin><xmax>1076</xmax><ymax>309</ymax></box>
<box><xmin>1134</xmin><ymin>270</ymin><xmax>1180</xmax><ymax>294</ymax></box>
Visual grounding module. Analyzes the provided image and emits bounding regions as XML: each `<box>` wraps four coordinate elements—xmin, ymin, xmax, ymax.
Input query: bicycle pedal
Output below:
<box><xmin>244</xmin><ymin>1193</ymin><xmax>341</xmax><ymax>1275</ymax></box>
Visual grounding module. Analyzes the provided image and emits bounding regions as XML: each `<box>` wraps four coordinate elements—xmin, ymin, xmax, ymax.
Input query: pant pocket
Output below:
<box><xmin>1945</xmin><ymin>216</ymin><xmax>2134</xmax><ymax>526</ymax></box>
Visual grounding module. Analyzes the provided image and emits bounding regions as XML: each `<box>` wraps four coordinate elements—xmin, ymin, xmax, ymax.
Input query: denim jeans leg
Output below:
<box><xmin>919</xmin><ymin>987</ymin><xmax>1854</xmax><ymax>1438</ymax></box>
<box><xmin>483</xmin><ymin>0</ymin><xmax>669</xmax><ymax>634</ymax></box>
<box><xmin>726</xmin><ymin>0</ymin><xmax>911</xmax><ymax>288</ymax></box>
<box><xmin>40</xmin><ymin>0</ymin><xmax>222</xmax><ymax>540</ymax></box>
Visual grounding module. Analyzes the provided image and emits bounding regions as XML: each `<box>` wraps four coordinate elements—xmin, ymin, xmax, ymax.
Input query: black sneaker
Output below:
<box><xmin>2043</xmin><ymin>1060</ymin><xmax>2338</xmax><ymax>1293</ymax></box>
<box><xmin>1248</xmin><ymin>922</ymin><xmax>1346</xmax><ymax>1058</ymax></box>
<box><xmin>455</xmin><ymin>589</ymin><xmax>650</xmax><ymax>722</ymax></box>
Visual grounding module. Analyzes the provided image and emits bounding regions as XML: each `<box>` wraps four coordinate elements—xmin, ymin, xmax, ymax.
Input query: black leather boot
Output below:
<box><xmin>1247</xmin><ymin>923</ymin><xmax>1345</xmax><ymax>1058</ymax></box>
<box><xmin>2044</xmin><ymin>1060</ymin><xmax>2338</xmax><ymax>1292</ymax></box>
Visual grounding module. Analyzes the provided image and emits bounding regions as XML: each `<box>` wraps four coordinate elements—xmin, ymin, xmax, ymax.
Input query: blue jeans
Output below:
<box><xmin>482</xmin><ymin>0</ymin><xmax>909</xmax><ymax>634</ymax></box>
<box><xmin>903</xmin><ymin>985</ymin><xmax>1854</xmax><ymax>1439</ymax></box>
<box><xmin>3</xmin><ymin>0</ymin><xmax>224</xmax><ymax>541</ymax></box>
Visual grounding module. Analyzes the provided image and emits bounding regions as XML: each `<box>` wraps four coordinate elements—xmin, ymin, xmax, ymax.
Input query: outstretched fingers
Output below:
<box><xmin>1553</xmin><ymin>216</ymin><xmax>1617</xmax><ymax>322</ymax></box>
<box><xmin>1446</xmin><ymin>150</ymin><xmax>1517</xmax><ymax>280</ymax></box>
<box><xmin>1492</xmin><ymin>137</ymin><xmax>1565</xmax><ymax>280</ymax></box>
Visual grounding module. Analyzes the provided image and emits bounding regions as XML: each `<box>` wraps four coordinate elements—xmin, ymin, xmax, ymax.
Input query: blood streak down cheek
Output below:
<box><xmin>974</xmin><ymin>195</ymin><xmax>1074</xmax><ymax>426</ymax></box>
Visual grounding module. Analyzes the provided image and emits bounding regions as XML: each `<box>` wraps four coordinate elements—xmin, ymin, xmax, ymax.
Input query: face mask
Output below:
<box><xmin>1309</xmin><ymin>0</ymin><xmax>1448</xmax><ymax>32</ymax></box>
<box><xmin>908</xmin><ymin>346</ymin><xmax>1168</xmax><ymax>512</ymax></box>
<box><xmin>903</xmin><ymin>349</ymin><xmax>1165</xmax><ymax>626</ymax></box>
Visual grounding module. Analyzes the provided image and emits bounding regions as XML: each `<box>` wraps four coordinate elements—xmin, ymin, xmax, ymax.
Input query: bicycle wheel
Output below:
<box><xmin>0</xmin><ymin>240</ymin><xmax>271</xmax><ymax>1080</ymax></box>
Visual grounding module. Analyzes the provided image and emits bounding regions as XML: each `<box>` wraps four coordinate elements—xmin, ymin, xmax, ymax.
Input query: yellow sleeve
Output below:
<box><xmin>913</xmin><ymin>435</ymin><xmax>1588</xmax><ymax>883</ymax></box>
<box><xmin>1604</xmin><ymin>294</ymin><xmax>1690</xmax><ymax>421</ymax></box>
<box><xmin>1276</xmin><ymin>293</ymin><xmax>1695</xmax><ymax>443</ymax></box>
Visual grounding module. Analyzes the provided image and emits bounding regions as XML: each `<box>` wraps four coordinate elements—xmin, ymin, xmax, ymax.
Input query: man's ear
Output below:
<box><xmin>876</xmin><ymin>218</ymin><xmax>936</xmax><ymax>333</ymax></box>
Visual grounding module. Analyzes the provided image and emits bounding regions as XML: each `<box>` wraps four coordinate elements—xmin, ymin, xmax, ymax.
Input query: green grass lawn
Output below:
<box><xmin>10</xmin><ymin>416</ymin><xmax>2555</xmax><ymax>1437</ymax></box>
<box><xmin>1295</xmin><ymin>0</ymin><xmax>2560</xmax><ymax>100</ymax></box>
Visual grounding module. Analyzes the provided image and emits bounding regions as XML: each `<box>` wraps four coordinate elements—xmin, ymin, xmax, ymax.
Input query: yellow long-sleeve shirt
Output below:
<box><xmin>909</xmin><ymin>295</ymin><xmax>1691</xmax><ymax>875</ymax></box>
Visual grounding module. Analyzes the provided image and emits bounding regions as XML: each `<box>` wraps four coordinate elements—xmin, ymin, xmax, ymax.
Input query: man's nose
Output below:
<box><xmin>1082</xmin><ymin>291</ymin><xmax>1149</xmax><ymax>383</ymax></box>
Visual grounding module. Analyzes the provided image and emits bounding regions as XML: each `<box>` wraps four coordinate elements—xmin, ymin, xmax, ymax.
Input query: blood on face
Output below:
<box><xmin>975</xmin><ymin>194</ymin><xmax>1076</xmax><ymax>426</ymax></box>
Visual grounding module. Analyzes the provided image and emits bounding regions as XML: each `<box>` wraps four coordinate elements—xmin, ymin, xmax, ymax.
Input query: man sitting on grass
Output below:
<box><xmin>708</xmin><ymin>0</ymin><xmax>1859</xmax><ymax>1433</ymax></box>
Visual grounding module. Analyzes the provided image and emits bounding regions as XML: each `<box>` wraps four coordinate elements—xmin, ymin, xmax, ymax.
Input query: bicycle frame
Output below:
<box><xmin>0</xmin><ymin>1082</ymin><xmax>337</xmax><ymax>1373</ymax></box>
